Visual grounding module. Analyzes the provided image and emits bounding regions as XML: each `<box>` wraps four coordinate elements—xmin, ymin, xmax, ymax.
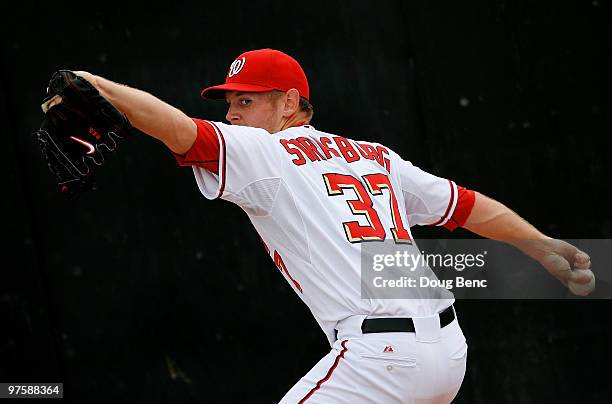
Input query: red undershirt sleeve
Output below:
<box><xmin>172</xmin><ymin>118</ymin><xmax>220</xmax><ymax>175</ymax></box>
<box><xmin>443</xmin><ymin>186</ymin><xmax>476</xmax><ymax>231</ymax></box>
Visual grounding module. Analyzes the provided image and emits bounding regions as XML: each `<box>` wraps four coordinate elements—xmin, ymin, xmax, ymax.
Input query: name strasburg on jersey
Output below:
<box><xmin>279</xmin><ymin>130</ymin><xmax>391</xmax><ymax>173</ymax></box>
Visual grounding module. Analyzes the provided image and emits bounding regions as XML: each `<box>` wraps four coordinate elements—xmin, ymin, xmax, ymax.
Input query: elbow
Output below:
<box><xmin>167</xmin><ymin>112</ymin><xmax>197</xmax><ymax>155</ymax></box>
<box><xmin>462</xmin><ymin>192</ymin><xmax>506</xmax><ymax>231</ymax></box>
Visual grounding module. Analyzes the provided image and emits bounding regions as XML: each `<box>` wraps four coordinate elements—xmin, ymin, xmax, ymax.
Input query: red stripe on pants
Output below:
<box><xmin>299</xmin><ymin>340</ymin><xmax>348</xmax><ymax>403</ymax></box>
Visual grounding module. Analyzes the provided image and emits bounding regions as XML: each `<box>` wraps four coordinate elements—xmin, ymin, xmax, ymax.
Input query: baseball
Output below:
<box><xmin>568</xmin><ymin>269</ymin><xmax>595</xmax><ymax>296</ymax></box>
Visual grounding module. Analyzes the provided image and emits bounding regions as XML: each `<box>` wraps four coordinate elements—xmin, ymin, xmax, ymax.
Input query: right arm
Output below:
<box><xmin>396</xmin><ymin>156</ymin><xmax>593</xmax><ymax>293</ymax></box>
<box><xmin>73</xmin><ymin>71</ymin><xmax>196</xmax><ymax>154</ymax></box>
<box><xmin>462</xmin><ymin>191</ymin><xmax>592</xmax><ymax>288</ymax></box>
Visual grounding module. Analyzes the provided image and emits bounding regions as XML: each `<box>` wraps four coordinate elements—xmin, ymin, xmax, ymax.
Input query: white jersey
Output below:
<box><xmin>189</xmin><ymin>122</ymin><xmax>463</xmax><ymax>346</ymax></box>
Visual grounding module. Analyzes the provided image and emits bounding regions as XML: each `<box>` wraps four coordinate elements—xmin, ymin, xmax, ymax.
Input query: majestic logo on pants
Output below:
<box><xmin>228</xmin><ymin>57</ymin><xmax>246</xmax><ymax>78</ymax></box>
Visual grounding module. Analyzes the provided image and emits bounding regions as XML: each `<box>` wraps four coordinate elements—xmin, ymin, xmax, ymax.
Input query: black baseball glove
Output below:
<box><xmin>34</xmin><ymin>70</ymin><xmax>132</xmax><ymax>197</ymax></box>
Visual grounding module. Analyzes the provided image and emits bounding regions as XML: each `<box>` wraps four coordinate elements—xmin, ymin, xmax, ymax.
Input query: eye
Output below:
<box><xmin>239</xmin><ymin>98</ymin><xmax>252</xmax><ymax>106</ymax></box>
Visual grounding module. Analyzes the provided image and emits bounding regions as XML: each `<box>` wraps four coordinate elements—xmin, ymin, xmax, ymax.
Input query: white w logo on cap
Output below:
<box><xmin>228</xmin><ymin>57</ymin><xmax>246</xmax><ymax>78</ymax></box>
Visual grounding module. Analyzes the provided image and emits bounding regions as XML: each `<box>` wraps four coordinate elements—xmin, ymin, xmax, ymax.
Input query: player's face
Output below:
<box><xmin>225</xmin><ymin>91</ymin><xmax>284</xmax><ymax>133</ymax></box>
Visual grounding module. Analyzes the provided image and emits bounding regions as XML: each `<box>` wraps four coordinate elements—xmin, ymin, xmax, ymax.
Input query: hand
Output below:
<box><xmin>536</xmin><ymin>239</ymin><xmax>594</xmax><ymax>294</ymax></box>
<box><xmin>34</xmin><ymin>69</ymin><xmax>131</xmax><ymax>197</ymax></box>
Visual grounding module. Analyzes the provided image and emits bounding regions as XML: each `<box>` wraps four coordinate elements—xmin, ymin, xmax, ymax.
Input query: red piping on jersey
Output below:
<box><xmin>208</xmin><ymin>121</ymin><xmax>227</xmax><ymax>198</ymax></box>
<box><xmin>432</xmin><ymin>180</ymin><xmax>456</xmax><ymax>226</ymax></box>
<box><xmin>298</xmin><ymin>340</ymin><xmax>348</xmax><ymax>403</ymax></box>
<box><xmin>172</xmin><ymin>119</ymin><xmax>221</xmax><ymax>174</ymax></box>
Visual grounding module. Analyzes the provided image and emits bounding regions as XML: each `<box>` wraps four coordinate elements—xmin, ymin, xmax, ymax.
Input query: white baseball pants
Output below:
<box><xmin>279</xmin><ymin>312</ymin><xmax>467</xmax><ymax>403</ymax></box>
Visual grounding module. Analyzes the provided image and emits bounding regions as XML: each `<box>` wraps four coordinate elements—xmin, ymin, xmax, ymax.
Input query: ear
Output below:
<box><xmin>282</xmin><ymin>88</ymin><xmax>301</xmax><ymax>117</ymax></box>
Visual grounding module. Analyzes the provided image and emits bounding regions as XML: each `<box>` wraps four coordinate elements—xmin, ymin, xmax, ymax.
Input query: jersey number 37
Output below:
<box><xmin>323</xmin><ymin>173</ymin><xmax>411</xmax><ymax>244</ymax></box>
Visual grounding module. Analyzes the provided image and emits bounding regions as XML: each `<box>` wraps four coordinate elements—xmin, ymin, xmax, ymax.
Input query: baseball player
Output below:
<box><xmin>73</xmin><ymin>48</ymin><xmax>594</xmax><ymax>403</ymax></box>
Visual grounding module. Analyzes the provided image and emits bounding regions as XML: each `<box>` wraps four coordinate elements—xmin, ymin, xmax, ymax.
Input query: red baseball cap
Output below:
<box><xmin>200</xmin><ymin>48</ymin><xmax>310</xmax><ymax>101</ymax></box>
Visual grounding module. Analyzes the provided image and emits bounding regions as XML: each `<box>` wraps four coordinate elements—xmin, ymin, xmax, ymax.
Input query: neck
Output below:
<box><xmin>276</xmin><ymin>111</ymin><xmax>309</xmax><ymax>132</ymax></box>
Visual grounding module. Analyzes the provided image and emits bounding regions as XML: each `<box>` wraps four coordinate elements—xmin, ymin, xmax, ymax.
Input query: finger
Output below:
<box><xmin>573</xmin><ymin>251</ymin><xmax>591</xmax><ymax>269</ymax></box>
<box><xmin>541</xmin><ymin>254</ymin><xmax>572</xmax><ymax>285</ymax></box>
<box><xmin>41</xmin><ymin>95</ymin><xmax>63</xmax><ymax>113</ymax></box>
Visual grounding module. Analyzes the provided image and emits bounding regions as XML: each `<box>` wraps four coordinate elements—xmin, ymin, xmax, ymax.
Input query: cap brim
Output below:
<box><xmin>200</xmin><ymin>83</ymin><xmax>276</xmax><ymax>99</ymax></box>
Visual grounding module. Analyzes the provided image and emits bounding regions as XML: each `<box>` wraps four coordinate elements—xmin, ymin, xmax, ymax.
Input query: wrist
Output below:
<box><xmin>506</xmin><ymin>237</ymin><xmax>555</xmax><ymax>262</ymax></box>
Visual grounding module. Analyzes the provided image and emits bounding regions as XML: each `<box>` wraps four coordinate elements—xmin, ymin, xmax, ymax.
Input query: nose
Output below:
<box><xmin>225</xmin><ymin>105</ymin><xmax>240</xmax><ymax>124</ymax></box>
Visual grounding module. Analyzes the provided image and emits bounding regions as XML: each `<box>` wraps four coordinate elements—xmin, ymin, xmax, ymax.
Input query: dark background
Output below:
<box><xmin>1</xmin><ymin>1</ymin><xmax>611</xmax><ymax>402</ymax></box>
